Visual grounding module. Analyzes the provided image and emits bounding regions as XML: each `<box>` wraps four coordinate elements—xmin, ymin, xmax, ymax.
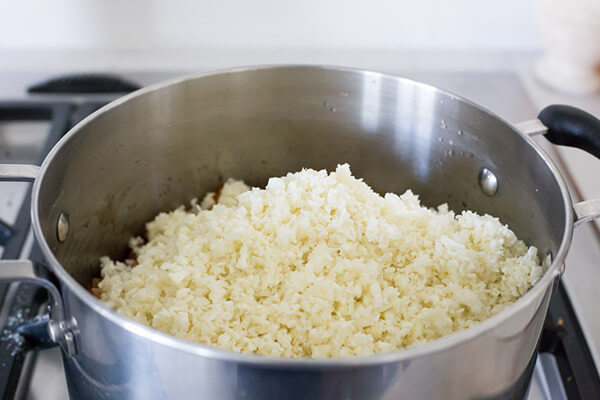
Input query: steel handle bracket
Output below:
<box><xmin>0</xmin><ymin>164</ymin><xmax>39</xmax><ymax>181</ymax></box>
<box><xmin>573</xmin><ymin>199</ymin><xmax>600</xmax><ymax>226</ymax></box>
<box><xmin>0</xmin><ymin>260</ymin><xmax>77</xmax><ymax>356</ymax></box>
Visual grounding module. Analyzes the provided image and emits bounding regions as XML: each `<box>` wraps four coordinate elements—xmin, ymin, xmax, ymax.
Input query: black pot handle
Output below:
<box><xmin>532</xmin><ymin>105</ymin><xmax>600</xmax><ymax>226</ymax></box>
<box><xmin>538</xmin><ymin>105</ymin><xmax>600</xmax><ymax>159</ymax></box>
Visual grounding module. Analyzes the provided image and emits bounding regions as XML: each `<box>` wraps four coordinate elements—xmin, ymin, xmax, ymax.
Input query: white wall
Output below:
<box><xmin>0</xmin><ymin>0</ymin><xmax>541</xmax><ymax>51</ymax></box>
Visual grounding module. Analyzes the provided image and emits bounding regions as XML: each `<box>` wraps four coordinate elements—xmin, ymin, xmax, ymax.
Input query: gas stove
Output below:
<box><xmin>0</xmin><ymin>71</ymin><xmax>599</xmax><ymax>400</ymax></box>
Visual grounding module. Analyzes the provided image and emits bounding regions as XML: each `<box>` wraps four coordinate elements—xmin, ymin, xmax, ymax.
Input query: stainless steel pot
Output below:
<box><xmin>1</xmin><ymin>66</ymin><xmax>599</xmax><ymax>400</ymax></box>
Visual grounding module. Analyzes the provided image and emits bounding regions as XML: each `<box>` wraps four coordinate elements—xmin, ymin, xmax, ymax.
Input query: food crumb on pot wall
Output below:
<box><xmin>97</xmin><ymin>164</ymin><xmax>542</xmax><ymax>358</ymax></box>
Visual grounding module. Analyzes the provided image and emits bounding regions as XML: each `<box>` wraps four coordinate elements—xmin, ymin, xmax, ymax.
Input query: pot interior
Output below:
<box><xmin>35</xmin><ymin>67</ymin><xmax>568</xmax><ymax>287</ymax></box>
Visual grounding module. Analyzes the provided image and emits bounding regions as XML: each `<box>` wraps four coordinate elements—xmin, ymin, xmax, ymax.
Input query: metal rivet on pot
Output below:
<box><xmin>57</xmin><ymin>213</ymin><xmax>70</xmax><ymax>242</ymax></box>
<box><xmin>479</xmin><ymin>168</ymin><xmax>498</xmax><ymax>196</ymax></box>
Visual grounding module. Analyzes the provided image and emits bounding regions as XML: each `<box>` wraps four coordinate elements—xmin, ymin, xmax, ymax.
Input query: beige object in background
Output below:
<box><xmin>534</xmin><ymin>0</ymin><xmax>600</xmax><ymax>94</ymax></box>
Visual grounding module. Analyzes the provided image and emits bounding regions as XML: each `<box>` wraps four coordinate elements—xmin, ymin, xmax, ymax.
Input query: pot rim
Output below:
<box><xmin>30</xmin><ymin>64</ymin><xmax>574</xmax><ymax>368</ymax></box>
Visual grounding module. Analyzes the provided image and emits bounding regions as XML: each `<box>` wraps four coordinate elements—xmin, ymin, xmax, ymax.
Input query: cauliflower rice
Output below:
<box><xmin>98</xmin><ymin>164</ymin><xmax>542</xmax><ymax>358</ymax></box>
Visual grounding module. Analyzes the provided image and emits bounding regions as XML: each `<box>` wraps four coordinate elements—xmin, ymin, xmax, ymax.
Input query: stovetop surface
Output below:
<box><xmin>0</xmin><ymin>71</ymin><xmax>599</xmax><ymax>400</ymax></box>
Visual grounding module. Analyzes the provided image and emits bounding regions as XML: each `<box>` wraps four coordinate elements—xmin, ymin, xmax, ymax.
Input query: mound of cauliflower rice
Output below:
<box><xmin>98</xmin><ymin>164</ymin><xmax>542</xmax><ymax>358</ymax></box>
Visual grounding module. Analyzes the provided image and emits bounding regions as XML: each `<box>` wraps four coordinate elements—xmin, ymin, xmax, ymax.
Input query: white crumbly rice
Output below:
<box><xmin>98</xmin><ymin>164</ymin><xmax>542</xmax><ymax>358</ymax></box>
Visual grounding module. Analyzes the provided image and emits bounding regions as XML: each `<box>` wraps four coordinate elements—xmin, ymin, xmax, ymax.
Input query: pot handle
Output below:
<box><xmin>0</xmin><ymin>260</ymin><xmax>77</xmax><ymax>356</ymax></box>
<box><xmin>0</xmin><ymin>164</ymin><xmax>39</xmax><ymax>181</ymax></box>
<box><xmin>538</xmin><ymin>105</ymin><xmax>600</xmax><ymax>159</ymax></box>
<box><xmin>538</xmin><ymin>105</ymin><xmax>600</xmax><ymax>225</ymax></box>
<box><xmin>518</xmin><ymin>105</ymin><xmax>600</xmax><ymax>225</ymax></box>
<box><xmin>0</xmin><ymin>167</ymin><xmax>77</xmax><ymax>356</ymax></box>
